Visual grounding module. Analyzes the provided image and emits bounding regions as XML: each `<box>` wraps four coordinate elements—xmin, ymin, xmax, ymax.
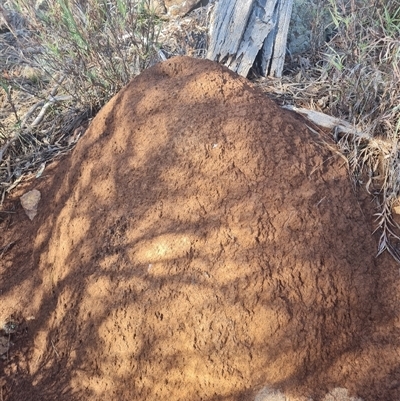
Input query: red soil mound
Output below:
<box><xmin>1</xmin><ymin>57</ymin><xmax>399</xmax><ymax>401</ymax></box>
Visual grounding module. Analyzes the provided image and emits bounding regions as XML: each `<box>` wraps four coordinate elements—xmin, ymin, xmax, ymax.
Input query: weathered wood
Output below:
<box><xmin>282</xmin><ymin>105</ymin><xmax>366</xmax><ymax>138</ymax></box>
<box><xmin>207</xmin><ymin>0</ymin><xmax>293</xmax><ymax>78</ymax></box>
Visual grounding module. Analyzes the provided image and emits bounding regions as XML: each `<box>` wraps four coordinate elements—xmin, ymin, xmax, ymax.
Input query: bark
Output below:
<box><xmin>207</xmin><ymin>0</ymin><xmax>293</xmax><ymax>77</ymax></box>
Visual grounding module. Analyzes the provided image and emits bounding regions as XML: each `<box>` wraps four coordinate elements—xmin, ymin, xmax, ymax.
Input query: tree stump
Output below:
<box><xmin>207</xmin><ymin>0</ymin><xmax>293</xmax><ymax>77</ymax></box>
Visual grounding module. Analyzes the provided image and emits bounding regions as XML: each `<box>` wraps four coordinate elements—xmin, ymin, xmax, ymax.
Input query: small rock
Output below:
<box><xmin>322</xmin><ymin>387</ymin><xmax>363</xmax><ymax>401</ymax></box>
<box><xmin>254</xmin><ymin>386</ymin><xmax>287</xmax><ymax>401</ymax></box>
<box><xmin>20</xmin><ymin>189</ymin><xmax>41</xmax><ymax>220</ymax></box>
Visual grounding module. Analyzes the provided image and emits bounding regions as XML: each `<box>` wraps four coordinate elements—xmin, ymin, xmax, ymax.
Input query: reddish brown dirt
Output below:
<box><xmin>1</xmin><ymin>57</ymin><xmax>399</xmax><ymax>401</ymax></box>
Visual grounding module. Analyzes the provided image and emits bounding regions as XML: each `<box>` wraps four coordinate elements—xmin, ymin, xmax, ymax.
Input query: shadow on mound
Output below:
<box><xmin>1</xmin><ymin>57</ymin><xmax>399</xmax><ymax>401</ymax></box>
